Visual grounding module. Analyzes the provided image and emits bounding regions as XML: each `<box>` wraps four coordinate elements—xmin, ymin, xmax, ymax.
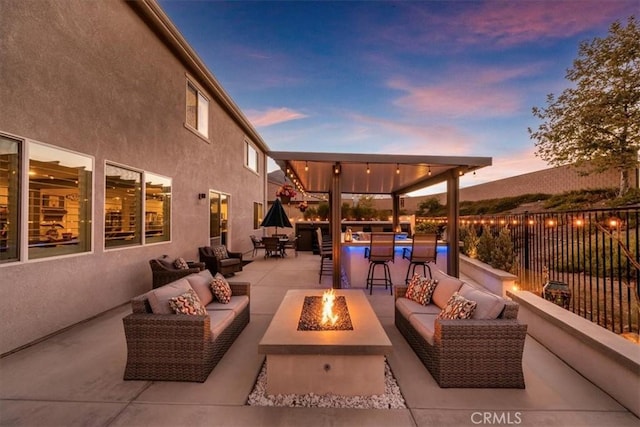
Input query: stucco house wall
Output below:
<box><xmin>0</xmin><ymin>0</ymin><xmax>268</xmax><ymax>354</ymax></box>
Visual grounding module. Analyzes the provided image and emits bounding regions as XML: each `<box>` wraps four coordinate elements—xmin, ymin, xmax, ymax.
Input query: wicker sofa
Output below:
<box><xmin>395</xmin><ymin>268</ymin><xmax>527</xmax><ymax>388</ymax></box>
<box><xmin>123</xmin><ymin>269</ymin><xmax>250</xmax><ymax>382</ymax></box>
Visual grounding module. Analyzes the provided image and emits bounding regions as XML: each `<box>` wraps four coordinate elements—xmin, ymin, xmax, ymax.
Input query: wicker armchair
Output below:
<box><xmin>199</xmin><ymin>245</ymin><xmax>243</xmax><ymax>276</ymax></box>
<box><xmin>395</xmin><ymin>284</ymin><xmax>527</xmax><ymax>388</ymax></box>
<box><xmin>149</xmin><ymin>256</ymin><xmax>205</xmax><ymax>289</ymax></box>
<box><xmin>123</xmin><ymin>281</ymin><xmax>250</xmax><ymax>382</ymax></box>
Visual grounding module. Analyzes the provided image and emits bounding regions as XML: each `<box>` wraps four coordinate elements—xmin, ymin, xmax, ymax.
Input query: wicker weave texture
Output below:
<box><xmin>394</xmin><ymin>285</ymin><xmax>527</xmax><ymax>388</ymax></box>
<box><xmin>123</xmin><ymin>282</ymin><xmax>250</xmax><ymax>382</ymax></box>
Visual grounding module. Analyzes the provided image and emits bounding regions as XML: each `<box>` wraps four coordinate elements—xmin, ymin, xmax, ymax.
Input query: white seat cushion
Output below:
<box><xmin>408</xmin><ymin>314</ymin><xmax>437</xmax><ymax>346</ymax></box>
<box><xmin>458</xmin><ymin>283</ymin><xmax>506</xmax><ymax>320</ymax></box>
<box><xmin>206</xmin><ymin>295</ymin><xmax>249</xmax><ymax>316</ymax></box>
<box><xmin>208</xmin><ymin>310</ymin><xmax>236</xmax><ymax>340</ymax></box>
<box><xmin>396</xmin><ymin>297</ymin><xmax>441</xmax><ymax>319</ymax></box>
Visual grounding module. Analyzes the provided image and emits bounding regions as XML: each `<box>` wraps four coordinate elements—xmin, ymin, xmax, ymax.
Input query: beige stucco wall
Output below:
<box><xmin>0</xmin><ymin>1</ymin><xmax>266</xmax><ymax>354</ymax></box>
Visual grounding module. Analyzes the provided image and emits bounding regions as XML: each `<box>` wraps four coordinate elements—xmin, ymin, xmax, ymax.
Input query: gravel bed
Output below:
<box><xmin>247</xmin><ymin>360</ymin><xmax>406</xmax><ymax>409</ymax></box>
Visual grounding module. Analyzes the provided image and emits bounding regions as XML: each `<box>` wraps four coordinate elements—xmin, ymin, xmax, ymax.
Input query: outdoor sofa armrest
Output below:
<box><xmin>228</xmin><ymin>282</ymin><xmax>250</xmax><ymax>298</ymax></box>
<box><xmin>226</xmin><ymin>250</ymin><xmax>243</xmax><ymax>261</ymax></box>
<box><xmin>435</xmin><ymin>318</ymin><xmax>527</xmax><ymax>343</ymax></box>
<box><xmin>123</xmin><ymin>313</ymin><xmax>211</xmax><ymax>342</ymax></box>
<box><xmin>394</xmin><ymin>285</ymin><xmax>408</xmax><ymax>300</ymax></box>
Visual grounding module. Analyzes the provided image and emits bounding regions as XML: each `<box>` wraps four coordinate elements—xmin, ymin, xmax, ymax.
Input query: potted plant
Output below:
<box><xmin>276</xmin><ymin>184</ymin><xmax>296</xmax><ymax>204</ymax></box>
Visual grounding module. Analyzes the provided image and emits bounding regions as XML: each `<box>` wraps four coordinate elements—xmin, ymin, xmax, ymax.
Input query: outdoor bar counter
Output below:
<box><xmin>340</xmin><ymin>235</ymin><xmax>448</xmax><ymax>288</ymax></box>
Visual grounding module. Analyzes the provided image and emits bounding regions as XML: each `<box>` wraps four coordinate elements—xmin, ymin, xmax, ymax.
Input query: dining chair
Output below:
<box><xmin>262</xmin><ymin>236</ymin><xmax>281</xmax><ymax>259</ymax></box>
<box><xmin>250</xmin><ymin>235</ymin><xmax>265</xmax><ymax>257</ymax></box>
<box><xmin>402</xmin><ymin>233</ymin><xmax>437</xmax><ymax>283</ymax></box>
<box><xmin>366</xmin><ymin>232</ymin><xmax>395</xmax><ymax>294</ymax></box>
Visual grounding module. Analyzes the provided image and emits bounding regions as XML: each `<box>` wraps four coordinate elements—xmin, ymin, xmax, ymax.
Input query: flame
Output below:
<box><xmin>321</xmin><ymin>289</ymin><xmax>339</xmax><ymax>326</ymax></box>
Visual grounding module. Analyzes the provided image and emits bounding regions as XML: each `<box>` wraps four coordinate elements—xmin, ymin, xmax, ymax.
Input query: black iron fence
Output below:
<box><xmin>445</xmin><ymin>207</ymin><xmax>639</xmax><ymax>335</ymax></box>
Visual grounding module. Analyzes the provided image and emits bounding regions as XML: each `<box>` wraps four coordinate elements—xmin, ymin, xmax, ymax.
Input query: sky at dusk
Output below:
<box><xmin>159</xmin><ymin>0</ymin><xmax>637</xmax><ymax>195</ymax></box>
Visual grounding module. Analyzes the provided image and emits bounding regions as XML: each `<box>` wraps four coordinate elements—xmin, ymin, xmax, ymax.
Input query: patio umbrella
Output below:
<box><xmin>260</xmin><ymin>198</ymin><xmax>292</xmax><ymax>235</ymax></box>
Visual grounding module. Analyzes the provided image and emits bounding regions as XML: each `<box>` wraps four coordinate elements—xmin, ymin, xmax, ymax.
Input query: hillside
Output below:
<box><xmin>419</xmin><ymin>188</ymin><xmax>640</xmax><ymax>217</ymax></box>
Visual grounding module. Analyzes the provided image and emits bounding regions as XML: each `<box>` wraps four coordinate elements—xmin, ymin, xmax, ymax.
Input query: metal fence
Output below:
<box><xmin>454</xmin><ymin>207</ymin><xmax>639</xmax><ymax>335</ymax></box>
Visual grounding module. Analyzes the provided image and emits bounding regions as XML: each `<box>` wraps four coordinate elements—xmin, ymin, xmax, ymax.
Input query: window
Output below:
<box><xmin>145</xmin><ymin>172</ymin><xmax>171</xmax><ymax>243</ymax></box>
<box><xmin>253</xmin><ymin>202</ymin><xmax>263</xmax><ymax>230</ymax></box>
<box><xmin>28</xmin><ymin>143</ymin><xmax>93</xmax><ymax>259</ymax></box>
<box><xmin>105</xmin><ymin>163</ymin><xmax>142</xmax><ymax>248</ymax></box>
<box><xmin>209</xmin><ymin>191</ymin><xmax>229</xmax><ymax>246</ymax></box>
<box><xmin>186</xmin><ymin>81</ymin><xmax>209</xmax><ymax>138</ymax></box>
<box><xmin>245</xmin><ymin>140</ymin><xmax>259</xmax><ymax>173</ymax></box>
<box><xmin>0</xmin><ymin>135</ymin><xmax>20</xmax><ymax>263</ymax></box>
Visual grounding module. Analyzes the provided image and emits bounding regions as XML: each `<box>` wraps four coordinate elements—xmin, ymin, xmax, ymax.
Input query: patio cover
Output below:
<box><xmin>268</xmin><ymin>151</ymin><xmax>492</xmax><ymax>287</ymax></box>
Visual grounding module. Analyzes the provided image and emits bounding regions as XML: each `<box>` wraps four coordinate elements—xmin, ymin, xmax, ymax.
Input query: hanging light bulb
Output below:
<box><xmin>428</xmin><ymin>166</ymin><xmax>432</xmax><ymax>176</ymax></box>
<box><xmin>366</xmin><ymin>163</ymin><xmax>370</xmax><ymax>174</ymax></box>
<box><xmin>305</xmin><ymin>161</ymin><xmax>309</xmax><ymax>171</ymax></box>
<box><xmin>396</xmin><ymin>163</ymin><xmax>400</xmax><ymax>174</ymax></box>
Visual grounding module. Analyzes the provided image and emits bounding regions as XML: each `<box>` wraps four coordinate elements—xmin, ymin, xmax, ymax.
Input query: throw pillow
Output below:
<box><xmin>437</xmin><ymin>292</ymin><xmax>477</xmax><ymax>320</ymax></box>
<box><xmin>405</xmin><ymin>273</ymin><xmax>424</xmax><ymax>301</ymax></box>
<box><xmin>212</xmin><ymin>245</ymin><xmax>229</xmax><ymax>260</ymax></box>
<box><xmin>168</xmin><ymin>288</ymin><xmax>206</xmax><ymax>315</ymax></box>
<box><xmin>211</xmin><ymin>273</ymin><xmax>232</xmax><ymax>304</ymax></box>
<box><xmin>419</xmin><ymin>278</ymin><xmax>439</xmax><ymax>305</ymax></box>
<box><xmin>405</xmin><ymin>275</ymin><xmax>439</xmax><ymax>306</ymax></box>
<box><xmin>173</xmin><ymin>257</ymin><xmax>189</xmax><ymax>270</ymax></box>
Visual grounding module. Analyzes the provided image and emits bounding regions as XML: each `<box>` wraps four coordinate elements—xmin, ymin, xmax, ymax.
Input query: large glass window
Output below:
<box><xmin>246</xmin><ymin>141</ymin><xmax>259</xmax><ymax>173</ymax></box>
<box><xmin>186</xmin><ymin>81</ymin><xmax>209</xmax><ymax>138</ymax></box>
<box><xmin>0</xmin><ymin>136</ymin><xmax>20</xmax><ymax>263</ymax></box>
<box><xmin>145</xmin><ymin>172</ymin><xmax>171</xmax><ymax>243</ymax></box>
<box><xmin>209</xmin><ymin>191</ymin><xmax>229</xmax><ymax>246</ymax></box>
<box><xmin>28</xmin><ymin>143</ymin><xmax>93</xmax><ymax>259</ymax></box>
<box><xmin>253</xmin><ymin>202</ymin><xmax>263</xmax><ymax>230</ymax></box>
<box><xmin>105</xmin><ymin>164</ymin><xmax>142</xmax><ymax>248</ymax></box>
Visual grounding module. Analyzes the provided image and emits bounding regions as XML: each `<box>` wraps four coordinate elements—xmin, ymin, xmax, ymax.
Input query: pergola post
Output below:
<box><xmin>446</xmin><ymin>170</ymin><xmax>460</xmax><ymax>277</ymax></box>
<box><xmin>392</xmin><ymin>193</ymin><xmax>400</xmax><ymax>232</ymax></box>
<box><xmin>331</xmin><ymin>164</ymin><xmax>342</xmax><ymax>288</ymax></box>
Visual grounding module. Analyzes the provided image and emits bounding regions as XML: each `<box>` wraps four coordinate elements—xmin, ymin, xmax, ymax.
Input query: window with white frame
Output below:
<box><xmin>0</xmin><ymin>135</ymin><xmax>21</xmax><ymax>263</ymax></box>
<box><xmin>28</xmin><ymin>142</ymin><xmax>93</xmax><ymax>260</ymax></box>
<box><xmin>145</xmin><ymin>172</ymin><xmax>171</xmax><ymax>244</ymax></box>
<box><xmin>105</xmin><ymin>163</ymin><xmax>142</xmax><ymax>248</ymax></box>
<box><xmin>245</xmin><ymin>140</ymin><xmax>259</xmax><ymax>173</ymax></box>
<box><xmin>186</xmin><ymin>80</ymin><xmax>209</xmax><ymax>138</ymax></box>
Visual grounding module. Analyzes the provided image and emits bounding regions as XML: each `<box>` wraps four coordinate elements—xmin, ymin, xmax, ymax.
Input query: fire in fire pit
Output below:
<box><xmin>297</xmin><ymin>289</ymin><xmax>353</xmax><ymax>331</ymax></box>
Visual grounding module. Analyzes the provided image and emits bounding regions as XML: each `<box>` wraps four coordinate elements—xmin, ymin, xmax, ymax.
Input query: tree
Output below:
<box><xmin>529</xmin><ymin>17</ymin><xmax>640</xmax><ymax>197</ymax></box>
<box><xmin>416</xmin><ymin>197</ymin><xmax>443</xmax><ymax>216</ymax></box>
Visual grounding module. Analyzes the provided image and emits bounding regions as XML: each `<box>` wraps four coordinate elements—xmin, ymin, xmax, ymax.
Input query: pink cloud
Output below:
<box><xmin>376</xmin><ymin>1</ymin><xmax>635</xmax><ymax>51</ymax></box>
<box><xmin>348</xmin><ymin>112</ymin><xmax>477</xmax><ymax>155</ymax></box>
<box><xmin>246</xmin><ymin>107</ymin><xmax>308</xmax><ymax>127</ymax></box>
<box><xmin>459</xmin><ymin>1</ymin><xmax>634</xmax><ymax>46</ymax></box>
<box><xmin>388</xmin><ymin>77</ymin><xmax>522</xmax><ymax>117</ymax></box>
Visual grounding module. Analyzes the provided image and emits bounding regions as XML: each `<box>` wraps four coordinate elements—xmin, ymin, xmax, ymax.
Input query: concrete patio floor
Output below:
<box><xmin>1</xmin><ymin>251</ymin><xmax>637</xmax><ymax>427</ymax></box>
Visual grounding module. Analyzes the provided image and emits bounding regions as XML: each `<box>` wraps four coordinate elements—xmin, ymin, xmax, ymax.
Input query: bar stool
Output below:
<box><xmin>316</xmin><ymin>228</ymin><xmax>332</xmax><ymax>283</ymax></box>
<box><xmin>403</xmin><ymin>233</ymin><xmax>437</xmax><ymax>283</ymax></box>
<box><xmin>366</xmin><ymin>232</ymin><xmax>396</xmax><ymax>295</ymax></box>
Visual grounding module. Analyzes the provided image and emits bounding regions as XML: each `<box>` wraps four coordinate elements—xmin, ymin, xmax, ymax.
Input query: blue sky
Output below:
<box><xmin>159</xmin><ymin>0</ymin><xmax>637</xmax><ymax>195</ymax></box>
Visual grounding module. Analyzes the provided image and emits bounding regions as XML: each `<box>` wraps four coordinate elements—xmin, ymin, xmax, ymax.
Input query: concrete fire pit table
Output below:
<box><xmin>258</xmin><ymin>289</ymin><xmax>392</xmax><ymax>396</ymax></box>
